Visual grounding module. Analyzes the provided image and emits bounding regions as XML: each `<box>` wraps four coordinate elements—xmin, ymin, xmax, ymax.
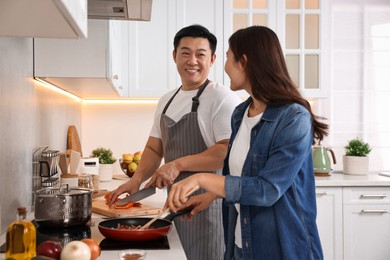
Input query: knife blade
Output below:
<box><xmin>114</xmin><ymin>186</ymin><xmax>156</xmax><ymax>206</ymax></box>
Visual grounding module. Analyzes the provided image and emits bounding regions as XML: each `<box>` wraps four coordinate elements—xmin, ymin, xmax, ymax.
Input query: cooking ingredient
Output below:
<box><xmin>134</xmin><ymin>151</ymin><xmax>143</xmax><ymax>157</ymax></box>
<box><xmin>114</xmin><ymin>202</ymin><xmax>134</xmax><ymax>209</ymax></box>
<box><xmin>81</xmin><ymin>238</ymin><xmax>101</xmax><ymax>260</ymax></box>
<box><xmin>122</xmin><ymin>153</ymin><xmax>134</xmax><ymax>164</ymax></box>
<box><xmin>128</xmin><ymin>162</ymin><xmax>138</xmax><ymax>173</ymax></box>
<box><xmin>6</xmin><ymin>207</ymin><xmax>36</xmax><ymax>259</ymax></box>
<box><xmin>60</xmin><ymin>241</ymin><xmax>91</xmax><ymax>260</ymax></box>
<box><xmin>37</xmin><ymin>241</ymin><xmax>62</xmax><ymax>260</ymax></box>
<box><xmin>133</xmin><ymin>155</ymin><xmax>141</xmax><ymax>164</ymax></box>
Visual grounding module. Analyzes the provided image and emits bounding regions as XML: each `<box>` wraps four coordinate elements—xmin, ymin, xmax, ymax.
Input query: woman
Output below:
<box><xmin>167</xmin><ymin>26</ymin><xmax>327</xmax><ymax>260</ymax></box>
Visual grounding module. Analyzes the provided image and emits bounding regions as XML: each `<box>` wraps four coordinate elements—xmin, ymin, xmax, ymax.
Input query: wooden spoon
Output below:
<box><xmin>139</xmin><ymin>185</ymin><xmax>199</xmax><ymax>231</ymax></box>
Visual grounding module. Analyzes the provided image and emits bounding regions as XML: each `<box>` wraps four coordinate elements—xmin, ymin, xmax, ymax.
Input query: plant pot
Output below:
<box><xmin>342</xmin><ymin>155</ymin><xmax>369</xmax><ymax>175</ymax></box>
<box><xmin>99</xmin><ymin>164</ymin><xmax>113</xmax><ymax>182</ymax></box>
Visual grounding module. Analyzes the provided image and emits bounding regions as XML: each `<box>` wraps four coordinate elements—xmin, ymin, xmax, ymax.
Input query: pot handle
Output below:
<box><xmin>163</xmin><ymin>207</ymin><xmax>194</xmax><ymax>222</ymax></box>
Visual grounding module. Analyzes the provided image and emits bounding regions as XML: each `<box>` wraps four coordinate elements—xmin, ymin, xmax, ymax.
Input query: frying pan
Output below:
<box><xmin>98</xmin><ymin>207</ymin><xmax>192</xmax><ymax>242</ymax></box>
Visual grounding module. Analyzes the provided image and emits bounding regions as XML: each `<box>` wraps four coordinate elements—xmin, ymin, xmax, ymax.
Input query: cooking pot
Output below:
<box><xmin>34</xmin><ymin>184</ymin><xmax>92</xmax><ymax>227</ymax></box>
<box><xmin>98</xmin><ymin>208</ymin><xmax>193</xmax><ymax>242</ymax></box>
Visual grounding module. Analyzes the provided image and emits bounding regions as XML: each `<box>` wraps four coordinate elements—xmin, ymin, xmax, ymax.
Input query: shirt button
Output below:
<box><xmin>244</xmin><ymin>218</ymin><xmax>247</xmax><ymax>224</ymax></box>
<box><xmin>246</xmin><ymin>241</ymin><xmax>249</xmax><ymax>248</ymax></box>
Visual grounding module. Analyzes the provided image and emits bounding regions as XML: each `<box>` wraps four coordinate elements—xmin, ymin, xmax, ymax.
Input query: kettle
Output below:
<box><xmin>312</xmin><ymin>142</ymin><xmax>336</xmax><ymax>176</ymax></box>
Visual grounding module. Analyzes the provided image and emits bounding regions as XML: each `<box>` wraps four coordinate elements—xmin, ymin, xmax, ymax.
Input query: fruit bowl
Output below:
<box><xmin>119</xmin><ymin>158</ymin><xmax>134</xmax><ymax>178</ymax></box>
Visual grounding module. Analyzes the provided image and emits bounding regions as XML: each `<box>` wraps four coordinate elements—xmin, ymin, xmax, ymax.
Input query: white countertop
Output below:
<box><xmin>0</xmin><ymin>174</ymin><xmax>187</xmax><ymax>260</ymax></box>
<box><xmin>315</xmin><ymin>172</ymin><xmax>390</xmax><ymax>187</ymax></box>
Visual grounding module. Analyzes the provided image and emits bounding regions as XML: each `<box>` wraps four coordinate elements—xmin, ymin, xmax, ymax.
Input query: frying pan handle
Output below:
<box><xmin>163</xmin><ymin>207</ymin><xmax>194</xmax><ymax>222</ymax></box>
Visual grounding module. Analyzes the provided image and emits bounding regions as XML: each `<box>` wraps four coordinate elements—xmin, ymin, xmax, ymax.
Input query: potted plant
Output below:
<box><xmin>91</xmin><ymin>147</ymin><xmax>116</xmax><ymax>181</ymax></box>
<box><xmin>343</xmin><ymin>137</ymin><xmax>372</xmax><ymax>175</ymax></box>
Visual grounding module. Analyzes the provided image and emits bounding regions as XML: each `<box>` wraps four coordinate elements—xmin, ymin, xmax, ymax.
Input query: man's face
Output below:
<box><xmin>173</xmin><ymin>37</ymin><xmax>216</xmax><ymax>90</ymax></box>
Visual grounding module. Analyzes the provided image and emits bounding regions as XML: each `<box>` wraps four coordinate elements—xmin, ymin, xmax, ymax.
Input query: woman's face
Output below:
<box><xmin>224</xmin><ymin>48</ymin><xmax>248</xmax><ymax>92</ymax></box>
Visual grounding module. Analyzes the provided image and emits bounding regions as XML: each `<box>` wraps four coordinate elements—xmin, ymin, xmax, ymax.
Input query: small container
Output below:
<box><xmin>78</xmin><ymin>174</ymin><xmax>94</xmax><ymax>190</ymax></box>
<box><xmin>118</xmin><ymin>249</ymin><xmax>146</xmax><ymax>260</ymax></box>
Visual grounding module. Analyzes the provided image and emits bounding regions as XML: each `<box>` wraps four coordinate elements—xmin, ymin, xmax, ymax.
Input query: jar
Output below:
<box><xmin>78</xmin><ymin>174</ymin><xmax>94</xmax><ymax>190</ymax></box>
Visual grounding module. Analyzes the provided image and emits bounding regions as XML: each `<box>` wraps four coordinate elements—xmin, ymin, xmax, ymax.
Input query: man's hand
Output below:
<box><xmin>148</xmin><ymin>161</ymin><xmax>181</xmax><ymax>188</ymax></box>
<box><xmin>107</xmin><ymin>178</ymin><xmax>142</xmax><ymax>205</ymax></box>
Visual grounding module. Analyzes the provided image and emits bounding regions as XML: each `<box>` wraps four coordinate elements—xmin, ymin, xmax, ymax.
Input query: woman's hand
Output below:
<box><xmin>167</xmin><ymin>174</ymin><xmax>202</xmax><ymax>212</ymax></box>
<box><xmin>179</xmin><ymin>192</ymin><xmax>218</xmax><ymax>218</ymax></box>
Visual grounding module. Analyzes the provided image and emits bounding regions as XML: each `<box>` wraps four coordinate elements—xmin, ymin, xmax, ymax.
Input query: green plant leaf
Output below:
<box><xmin>344</xmin><ymin>138</ymin><xmax>372</xmax><ymax>157</ymax></box>
<box><xmin>90</xmin><ymin>147</ymin><xmax>116</xmax><ymax>164</ymax></box>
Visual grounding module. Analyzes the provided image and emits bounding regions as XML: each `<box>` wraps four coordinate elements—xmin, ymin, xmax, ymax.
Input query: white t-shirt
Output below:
<box><xmin>150</xmin><ymin>81</ymin><xmax>241</xmax><ymax>148</ymax></box>
<box><xmin>229</xmin><ymin>106</ymin><xmax>263</xmax><ymax>248</ymax></box>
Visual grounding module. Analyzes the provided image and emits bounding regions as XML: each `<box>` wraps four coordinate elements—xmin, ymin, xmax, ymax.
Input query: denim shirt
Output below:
<box><xmin>222</xmin><ymin>98</ymin><xmax>323</xmax><ymax>260</ymax></box>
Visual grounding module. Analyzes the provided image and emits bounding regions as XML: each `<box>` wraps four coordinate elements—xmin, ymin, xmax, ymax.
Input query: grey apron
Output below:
<box><xmin>160</xmin><ymin>80</ymin><xmax>224</xmax><ymax>260</ymax></box>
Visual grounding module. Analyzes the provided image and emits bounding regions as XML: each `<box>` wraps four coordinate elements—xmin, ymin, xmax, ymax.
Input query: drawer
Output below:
<box><xmin>343</xmin><ymin>187</ymin><xmax>390</xmax><ymax>205</ymax></box>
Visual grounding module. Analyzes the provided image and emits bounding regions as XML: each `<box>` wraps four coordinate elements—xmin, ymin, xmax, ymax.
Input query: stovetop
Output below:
<box><xmin>1</xmin><ymin>218</ymin><xmax>170</xmax><ymax>252</ymax></box>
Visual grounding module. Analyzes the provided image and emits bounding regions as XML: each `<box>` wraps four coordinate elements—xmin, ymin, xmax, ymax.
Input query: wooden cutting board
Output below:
<box><xmin>92</xmin><ymin>200</ymin><xmax>162</xmax><ymax>218</ymax></box>
<box><xmin>67</xmin><ymin>125</ymin><xmax>82</xmax><ymax>156</ymax></box>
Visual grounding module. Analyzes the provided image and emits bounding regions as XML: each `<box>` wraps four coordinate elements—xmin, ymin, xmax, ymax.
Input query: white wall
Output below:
<box><xmin>81</xmin><ymin>102</ymin><xmax>157</xmax><ymax>174</ymax></box>
<box><xmin>0</xmin><ymin>37</ymin><xmax>82</xmax><ymax>233</ymax></box>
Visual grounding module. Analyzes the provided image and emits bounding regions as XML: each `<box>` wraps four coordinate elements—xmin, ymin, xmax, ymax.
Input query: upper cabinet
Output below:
<box><xmin>126</xmin><ymin>0</ymin><xmax>224</xmax><ymax>98</ymax></box>
<box><xmin>223</xmin><ymin>0</ymin><xmax>329</xmax><ymax>98</ymax></box>
<box><xmin>34</xmin><ymin>19</ymin><xmax>128</xmax><ymax>99</ymax></box>
<box><xmin>0</xmin><ymin>0</ymin><xmax>88</xmax><ymax>39</ymax></box>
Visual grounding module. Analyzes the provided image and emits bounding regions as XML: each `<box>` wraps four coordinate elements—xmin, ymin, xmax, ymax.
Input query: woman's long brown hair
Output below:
<box><xmin>229</xmin><ymin>26</ymin><xmax>328</xmax><ymax>142</ymax></box>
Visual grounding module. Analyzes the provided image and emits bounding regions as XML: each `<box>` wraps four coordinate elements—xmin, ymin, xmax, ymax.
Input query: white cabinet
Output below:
<box><xmin>343</xmin><ymin>187</ymin><xmax>390</xmax><ymax>260</ymax></box>
<box><xmin>316</xmin><ymin>184</ymin><xmax>390</xmax><ymax>260</ymax></box>
<box><xmin>126</xmin><ymin>0</ymin><xmax>224</xmax><ymax>98</ymax></box>
<box><xmin>34</xmin><ymin>19</ymin><xmax>128</xmax><ymax>99</ymax></box>
<box><xmin>316</xmin><ymin>187</ymin><xmax>343</xmax><ymax>260</ymax></box>
<box><xmin>0</xmin><ymin>0</ymin><xmax>87</xmax><ymax>38</ymax></box>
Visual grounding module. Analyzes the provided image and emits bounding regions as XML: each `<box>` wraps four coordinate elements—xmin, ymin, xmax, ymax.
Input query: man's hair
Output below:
<box><xmin>173</xmin><ymin>24</ymin><xmax>217</xmax><ymax>55</ymax></box>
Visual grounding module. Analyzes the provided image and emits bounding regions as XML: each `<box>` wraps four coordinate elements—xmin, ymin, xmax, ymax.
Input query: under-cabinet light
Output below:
<box><xmin>34</xmin><ymin>78</ymin><xmax>82</xmax><ymax>102</ymax></box>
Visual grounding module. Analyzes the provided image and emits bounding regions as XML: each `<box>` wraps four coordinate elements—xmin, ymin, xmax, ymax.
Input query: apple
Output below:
<box><xmin>60</xmin><ymin>241</ymin><xmax>91</xmax><ymax>260</ymax></box>
<box><xmin>134</xmin><ymin>151</ymin><xmax>142</xmax><ymax>156</ymax></box>
<box><xmin>133</xmin><ymin>154</ymin><xmax>142</xmax><ymax>164</ymax></box>
<box><xmin>128</xmin><ymin>162</ymin><xmax>138</xmax><ymax>173</ymax></box>
<box><xmin>37</xmin><ymin>240</ymin><xmax>62</xmax><ymax>260</ymax></box>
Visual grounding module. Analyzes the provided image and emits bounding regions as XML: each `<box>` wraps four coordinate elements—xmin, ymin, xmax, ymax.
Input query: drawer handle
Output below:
<box><xmin>360</xmin><ymin>194</ymin><xmax>387</xmax><ymax>199</ymax></box>
<box><xmin>361</xmin><ymin>209</ymin><xmax>389</xmax><ymax>214</ymax></box>
<box><xmin>316</xmin><ymin>192</ymin><xmax>328</xmax><ymax>196</ymax></box>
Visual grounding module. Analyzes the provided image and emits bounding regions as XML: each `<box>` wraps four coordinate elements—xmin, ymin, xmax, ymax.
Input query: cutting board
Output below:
<box><xmin>92</xmin><ymin>200</ymin><xmax>162</xmax><ymax>218</ymax></box>
<box><xmin>67</xmin><ymin>125</ymin><xmax>82</xmax><ymax>156</ymax></box>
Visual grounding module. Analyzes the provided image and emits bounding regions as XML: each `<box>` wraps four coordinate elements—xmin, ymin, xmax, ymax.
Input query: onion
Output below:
<box><xmin>81</xmin><ymin>238</ymin><xmax>101</xmax><ymax>260</ymax></box>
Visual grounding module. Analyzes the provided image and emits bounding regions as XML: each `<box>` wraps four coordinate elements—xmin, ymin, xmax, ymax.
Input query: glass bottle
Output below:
<box><xmin>6</xmin><ymin>207</ymin><xmax>36</xmax><ymax>260</ymax></box>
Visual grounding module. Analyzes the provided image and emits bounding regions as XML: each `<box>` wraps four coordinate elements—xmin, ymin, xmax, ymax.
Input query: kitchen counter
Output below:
<box><xmin>315</xmin><ymin>172</ymin><xmax>390</xmax><ymax>187</ymax></box>
<box><xmin>0</xmin><ymin>174</ymin><xmax>187</xmax><ymax>260</ymax></box>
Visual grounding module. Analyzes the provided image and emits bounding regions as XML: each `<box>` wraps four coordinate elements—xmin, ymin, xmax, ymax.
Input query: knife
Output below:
<box><xmin>114</xmin><ymin>186</ymin><xmax>156</xmax><ymax>206</ymax></box>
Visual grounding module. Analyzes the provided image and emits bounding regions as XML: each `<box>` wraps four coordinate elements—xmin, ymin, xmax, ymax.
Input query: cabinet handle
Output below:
<box><xmin>113</xmin><ymin>74</ymin><xmax>119</xmax><ymax>80</ymax></box>
<box><xmin>360</xmin><ymin>194</ymin><xmax>387</xmax><ymax>199</ymax></box>
<box><xmin>316</xmin><ymin>191</ymin><xmax>328</xmax><ymax>196</ymax></box>
<box><xmin>361</xmin><ymin>209</ymin><xmax>389</xmax><ymax>214</ymax></box>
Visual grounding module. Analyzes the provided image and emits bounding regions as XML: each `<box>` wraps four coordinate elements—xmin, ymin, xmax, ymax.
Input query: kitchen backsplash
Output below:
<box><xmin>0</xmin><ymin>37</ymin><xmax>82</xmax><ymax>233</ymax></box>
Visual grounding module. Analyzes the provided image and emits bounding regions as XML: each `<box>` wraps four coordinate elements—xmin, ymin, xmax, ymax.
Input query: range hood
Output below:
<box><xmin>88</xmin><ymin>0</ymin><xmax>153</xmax><ymax>21</ymax></box>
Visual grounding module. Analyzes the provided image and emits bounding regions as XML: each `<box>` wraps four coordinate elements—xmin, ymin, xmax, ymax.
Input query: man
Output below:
<box><xmin>108</xmin><ymin>24</ymin><xmax>241</xmax><ymax>260</ymax></box>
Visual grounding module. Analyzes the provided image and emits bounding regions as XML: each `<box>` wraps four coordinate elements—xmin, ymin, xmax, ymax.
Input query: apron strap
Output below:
<box><xmin>162</xmin><ymin>87</ymin><xmax>182</xmax><ymax>115</ymax></box>
<box><xmin>162</xmin><ymin>79</ymin><xmax>210</xmax><ymax>114</ymax></box>
<box><xmin>191</xmin><ymin>79</ymin><xmax>209</xmax><ymax>112</ymax></box>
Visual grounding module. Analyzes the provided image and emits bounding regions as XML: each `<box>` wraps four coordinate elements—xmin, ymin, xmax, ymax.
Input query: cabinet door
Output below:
<box><xmin>316</xmin><ymin>187</ymin><xmax>343</xmax><ymax>260</ymax></box>
<box><xmin>343</xmin><ymin>204</ymin><xmax>390</xmax><ymax>260</ymax></box>
<box><xmin>109</xmin><ymin>20</ymin><xmax>129</xmax><ymax>97</ymax></box>
<box><xmin>127</xmin><ymin>0</ymin><xmax>224</xmax><ymax>98</ymax></box>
